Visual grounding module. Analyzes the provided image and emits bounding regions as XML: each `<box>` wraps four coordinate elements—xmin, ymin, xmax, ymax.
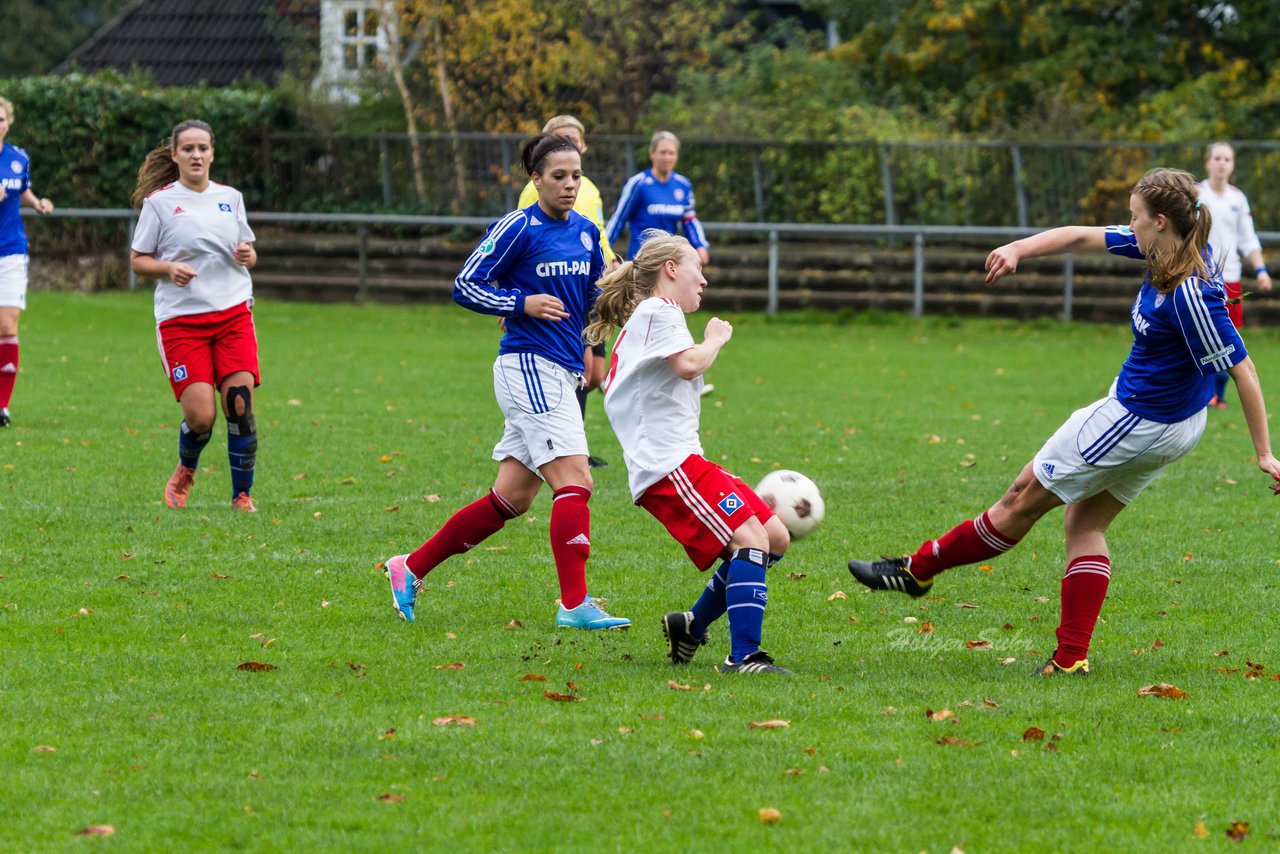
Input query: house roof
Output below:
<box><xmin>55</xmin><ymin>0</ymin><xmax>317</xmax><ymax>87</ymax></box>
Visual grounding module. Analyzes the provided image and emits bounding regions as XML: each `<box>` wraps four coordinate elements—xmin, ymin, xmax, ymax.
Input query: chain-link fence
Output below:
<box><xmin>258</xmin><ymin>133</ymin><xmax>1280</xmax><ymax>229</ymax></box>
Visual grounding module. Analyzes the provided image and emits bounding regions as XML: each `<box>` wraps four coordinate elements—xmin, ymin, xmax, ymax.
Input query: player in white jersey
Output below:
<box><xmin>0</xmin><ymin>94</ymin><xmax>56</xmax><ymax>427</ymax></box>
<box><xmin>586</xmin><ymin>232</ymin><xmax>792</xmax><ymax>674</ymax></box>
<box><xmin>130</xmin><ymin>120</ymin><xmax>261</xmax><ymax>512</ymax></box>
<box><xmin>849</xmin><ymin>169</ymin><xmax>1279</xmax><ymax>678</ymax></box>
<box><xmin>1199</xmin><ymin>142</ymin><xmax>1273</xmax><ymax>407</ymax></box>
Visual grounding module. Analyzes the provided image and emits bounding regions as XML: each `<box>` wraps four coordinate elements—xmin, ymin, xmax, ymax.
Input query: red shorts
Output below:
<box><xmin>1225</xmin><ymin>280</ymin><xmax>1244</xmax><ymax>329</ymax></box>
<box><xmin>156</xmin><ymin>302</ymin><xmax>260</xmax><ymax>401</ymax></box>
<box><xmin>637</xmin><ymin>454</ymin><xmax>775</xmax><ymax>571</ymax></box>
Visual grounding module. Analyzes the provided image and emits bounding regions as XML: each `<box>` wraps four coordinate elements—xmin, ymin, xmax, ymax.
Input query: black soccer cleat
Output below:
<box><xmin>847</xmin><ymin>556</ymin><xmax>933</xmax><ymax>598</ymax></box>
<box><xmin>662</xmin><ymin>611</ymin><xmax>707</xmax><ymax>664</ymax></box>
<box><xmin>718</xmin><ymin>650</ymin><xmax>792</xmax><ymax>675</ymax></box>
<box><xmin>587</xmin><ymin>455</ymin><xmax>609</xmax><ymax>469</ymax></box>
<box><xmin>0</xmin><ymin>407</ymin><xmax>9</xmax><ymax>427</ymax></box>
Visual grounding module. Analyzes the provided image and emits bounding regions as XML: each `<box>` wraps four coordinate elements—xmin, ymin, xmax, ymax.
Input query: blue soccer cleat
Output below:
<box><xmin>383</xmin><ymin>554</ymin><xmax>419</xmax><ymax>622</ymax></box>
<box><xmin>556</xmin><ymin>595</ymin><xmax>630</xmax><ymax>630</ymax></box>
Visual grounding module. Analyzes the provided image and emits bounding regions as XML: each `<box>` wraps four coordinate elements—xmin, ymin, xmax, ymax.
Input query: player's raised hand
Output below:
<box><xmin>985</xmin><ymin>243</ymin><xmax>1021</xmax><ymax>284</ymax></box>
<box><xmin>168</xmin><ymin>262</ymin><xmax>198</xmax><ymax>286</ymax></box>
<box><xmin>524</xmin><ymin>294</ymin><xmax>568</xmax><ymax>321</ymax></box>
<box><xmin>704</xmin><ymin>317</ymin><xmax>732</xmax><ymax>345</ymax></box>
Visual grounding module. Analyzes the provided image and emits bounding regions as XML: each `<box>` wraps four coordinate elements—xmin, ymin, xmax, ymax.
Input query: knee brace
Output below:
<box><xmin>225</xmin><ymin>385</ymin><xmax>258</xmax><ymax>460</ymax></box>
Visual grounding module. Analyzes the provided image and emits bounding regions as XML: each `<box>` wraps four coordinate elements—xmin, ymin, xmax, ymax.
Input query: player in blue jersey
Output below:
<box><xmin>848</xmin><ymin>168</ymin><xmax>1280</xmax><ymax>677</ymax></box>
<box><xmin>0</xmin><ymin>95</ymin><xmax>56</xmax><ymax>427</ymax></box>
<box><xmin>605</xmin><ymin>131</ymin><xmax>710</xmax><ymax>265</ymax></box>
<box><xmin>381</xmin><ymin>134</ymin><xmax>629</xmax><ymax>631</ymax></box>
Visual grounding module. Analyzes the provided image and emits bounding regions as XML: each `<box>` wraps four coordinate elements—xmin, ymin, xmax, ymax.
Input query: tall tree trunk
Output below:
<box><xmin>431</xmin><ymin>14</ymin><xmax>468</xmax><ymax>213</ymax></box>
<box><xmin>380</xmin><ymin>1</ymin><xmax>427</xmax><ymax>204</ymax></box>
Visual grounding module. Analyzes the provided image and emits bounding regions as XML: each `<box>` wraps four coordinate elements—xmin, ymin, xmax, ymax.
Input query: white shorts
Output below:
<box><xmin>0</xmin><ymin>255</ymin><xmax>29</xmax><ymax>310</ymax></box>
<box><xmin>1033</xmin><ymin>393</ymin><xmax>1206</xmax><ymax>505</ymax></box>
<box><xmin>491</xmin><ymin>352</ymin><xmax>589</xmax><ymax>472</ymax></box>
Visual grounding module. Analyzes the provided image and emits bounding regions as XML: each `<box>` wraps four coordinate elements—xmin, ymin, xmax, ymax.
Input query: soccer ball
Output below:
<box><xmin>755</xmin><ymin>470</ymin><xmax>824</xmax><ymax>540</ymax></box>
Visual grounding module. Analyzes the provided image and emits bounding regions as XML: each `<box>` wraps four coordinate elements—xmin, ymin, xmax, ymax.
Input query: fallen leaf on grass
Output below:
<box><xmin>749</xmin><ymin>720</ymin><xmax>790</xmax><ymax>730</ymax></box>
<box><xmin>348</xmin><ymin>662</ymin><xmax>365</xmax><ymax>671</ymax></box>
<box><xmin>918</xmin><ymin>621</ymin><xmax>934</xmax><ymax>634</ymax></box>
<box><xmin>237</xmin><ymin>661</ymin><xmax>276</xmax><ymax>672</ymax></box>
<box><xmin>32</xmin><ymin>745</ymin><xmax>56</xmax><ymax>753</ymax></box>
<box><xmin>377</xmin><ymin>793</ymin><xmax>405</xmax><ymax>803</ymax></box>
<box><xmin>1151</xmin><ymin>639</ymin><xmax>1165</xmax><ymax>649</ymax></box>
<box><xmin>114</xmin><ymin>574</ymin><xmax>131</xmax><ymax>581</ymax></box>
<box><xmin>1226</xmin><ymin>821</ymin><xmax>1250</xmax><ymax>842</ymax></box>
<box><xmin>981</xmin><ymin>699</ymin><xmax>1000</xmax><ymax>709</ymax></box>
<box><xmin>505</xmin><ymin>620</ymin><xmax>523</xmax><ymax>629</ymax></box>
<box><xmin>378</xmin><ymin>728</ymin><xmax>396</xmax><ymax>740</ymax></box>
<box><xmin>966</xmin><ymin>640</ymin><xmax>992</xmax><ymax>650</ymax></box>
<box><xmin>1023</xmin><ymin>727</ymin><xmax>1046</xmax><ymax>742</ymax></box>
<box><xmin>383</xmin><ymin>505</ymin><xmax>400</xmax><ymax>513</ymax></box>
<box><xmin>520</xmin><ymin>673</ymin><xmax>546</xmax><ymax>682</ymax></box>
<box><xmin>935</xmin><ymin>736</ymin><xmax>982</xmax><ymax>747</ymax></box>
<box><xmin>978</xmin><ymin>564</ymin><xmax>993</xmax><ymax>573</ymax></box>
<box><xmin>212</xmin><ymin>573</ymin><xmax>232</xmax><ymax>580</ymax></box>
<box><xmin>668</xmin><ymin>680</ymin><xmax>696</xmax><ymax>692</ymax></box>
<box><xmin>1137</xmin><ymin>683</ymin><xmax>1187</xmax><ymax>700</ymax></box>
<box><xmin>827</xmin><ymin>591</ymin><xmax>847</xmax><ymax>601</ymax></box>
<box><xmin>544</xmin><ymin>691</ymin><xmax>582</xmax><ymax>703</ymax></box>
<box><xmin>432</xmin><ymin>716</ymin><xmax>476</xmax><ymax>727</ymax></box>
<box><xmin>119</xmin><ymin>553</ymin><xmax>135</xmax><ymax>560</ymax></box>
<box><xmin>1215</xmin><ymin>650</ymin><xmax>1230</xmax><ymax>657</ymax></box>
<box><xmin>956</xmin><ymin>602</ymin><xmax>979</xmax><ymax>609</ymax></box>
<box><xmin>926</xmin><ymin>708</ymin><xmax>955</xmax><ymax>722</ymax></box>
<box><xmin>687</xmin><ymin>730</ymin><xmax>704</xmax><ymax>739</ymax></box>
<box><xmin>76</xmin><ymin>825</ymin><xmax>115</xmax><ymax>837</ymax></box>
<box><xmin>998</xmin><ymin>657</ymin><xmax>1017</xmax><ymax>665</ymax></box>
<box><xmin>788</xmin><ymin>572</ymin><xmax>807</xmax><ymax>580</ymax></box>
<box><xmin>434</xmin><ymin>662</ymin><xmax>464</xmax><ymax>670</ymax></box>
<box><xmin>783</xmin><ymin>768</ymin><xmax>803</xmax><ymax>777</ymax></box>
<box><xmin>758</xmin><ymin>808</ymin><xmax>782</xmax><ymax>825</ymax></box>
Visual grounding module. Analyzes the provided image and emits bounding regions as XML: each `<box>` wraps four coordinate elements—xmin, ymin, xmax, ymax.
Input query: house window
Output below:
<box><xmin>340</xmin><ymin>5</ymin><xmax>381</xmax><ymax>72</ymax></box>
<box><xmin>319</xmin><ymin>0</ymin><xmax>391</xmax><ymax>97</ymax></box>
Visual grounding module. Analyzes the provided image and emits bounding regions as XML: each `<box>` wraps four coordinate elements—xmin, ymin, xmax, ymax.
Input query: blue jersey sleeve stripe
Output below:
<box><xmin>1178</xmin><ymin>280</ymin><xmax>1232</xmax><ymax>373</ymax></box>
<box><xmin>454</xmin><ymin>210</ymin><xmax>528</xmax><ymax>313</ymax></box>
<box><xmin>605</xmin><ymin>174</ymin><xmax>644</xmax><ymax>245</ymax></box>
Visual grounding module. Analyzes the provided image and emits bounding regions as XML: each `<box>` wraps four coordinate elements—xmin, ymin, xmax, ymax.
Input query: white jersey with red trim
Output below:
<box><xmin>1197</xmin><ymin>180</ymin><xmax>1261</xmax><ymax>283</ymax></box>
<box><xmin>132</xmin><ymin>181</ymin><xmax>256</xmax><ymax>322</ymax></box>
<box><xmin>601</xmin><ymin>296</ymin><xmax>704</xmax><ymax>500</ymax></box>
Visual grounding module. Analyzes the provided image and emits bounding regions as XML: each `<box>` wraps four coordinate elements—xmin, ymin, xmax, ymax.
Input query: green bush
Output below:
<box><xmin>0</xmin><ymin>70</ymin><xmax>298</xmax><ymax>211</ymax></box>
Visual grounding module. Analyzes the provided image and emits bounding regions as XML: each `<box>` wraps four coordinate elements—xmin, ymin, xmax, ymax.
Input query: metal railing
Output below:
<box><xmin>26</xmin><ymin>208</ymin><xmax>1279</xmax><ymax>322</ymax></box>
<box><xmin>254</xmin><ymin>133</ymin><xmax>1280</xmax><ymax>230</ymax></box>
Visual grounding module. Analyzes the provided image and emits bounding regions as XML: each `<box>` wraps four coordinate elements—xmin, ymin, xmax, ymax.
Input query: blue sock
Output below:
<box><xmin>1214</xmin><ymin>372</ymin><xmax>1230</xmax><ymax>402</ymax></box>
<box><xmin>725</xmin><ymin>548</ymin><xmax>769</xmax><ymax>662</ymax></box>
<box><xmin>227</xmin><ymin>423</ymin><xmax>257</xmax><ymax>497</ymax></box>
<box><xmin>178</xmin><ymin>421</ymin><xmax>211</xmax><ymax>470</ymax></box>
<box><xmin>690</xmin><ymin>561</ymin><xmax>729</xmax><ymax>634</ymax></box>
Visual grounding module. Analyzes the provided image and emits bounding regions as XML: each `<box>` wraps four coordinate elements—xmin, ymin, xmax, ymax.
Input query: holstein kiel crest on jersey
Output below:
<box><xmin>717</xmin><ymin>492</ymin><xmax>744</xmax><ymax>515</ymax></box>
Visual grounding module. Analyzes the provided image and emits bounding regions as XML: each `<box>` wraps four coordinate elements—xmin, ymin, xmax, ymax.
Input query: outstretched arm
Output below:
<box><xmin>1227</xmin><ymin>356</ymin><xmax>1280</xmax><ymax>494</ymax></box>
<box><xmin>985</xmin><ymin>226</ymin><xmax>1109</xmax><ymax>284</ymax></box>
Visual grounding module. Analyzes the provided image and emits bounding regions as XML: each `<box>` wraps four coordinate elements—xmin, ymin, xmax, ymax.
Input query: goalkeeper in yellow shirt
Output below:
<box><xmin>518</xmin><ymin>115</ymin><xmax>615</xmax><ymax>469</ymax></box>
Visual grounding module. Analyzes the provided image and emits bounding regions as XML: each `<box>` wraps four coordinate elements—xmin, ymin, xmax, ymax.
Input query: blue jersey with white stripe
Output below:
<box><xmin>1104</xmin><ymin>225</ymin><xmax>1247</xmax><ymax>422</ymax></box>
<box><xmin>604</xmin><ymin>169</ymin><xmax>708</xmax><ymax>260</ymax></box>
<box><xmin>453</xmin><ymin>204</ymin><xmax>604</xmax><ymax>374</ymax></box>
<box><xmin>0</xmin><ymin>144</ymin><xmax>33</xmax><ymax>257</ymax></box>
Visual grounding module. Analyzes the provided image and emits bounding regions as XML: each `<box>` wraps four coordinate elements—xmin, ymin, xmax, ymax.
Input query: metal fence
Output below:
<box><xmin>255</xmin><ymin>133</ymin><xmax>1280</xmax><ymax>229</ymax></box>
<box><xmin>29</xmin><ymin>207</ymin><xmax>1280</xmax><ymax>322</ymax></box>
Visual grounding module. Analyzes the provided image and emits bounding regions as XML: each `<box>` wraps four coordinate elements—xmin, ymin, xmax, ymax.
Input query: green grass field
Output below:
<box><xmin>2</xmin><ymin>291</ymin><xmax>1278</xmax><ymax>852</ymax></box>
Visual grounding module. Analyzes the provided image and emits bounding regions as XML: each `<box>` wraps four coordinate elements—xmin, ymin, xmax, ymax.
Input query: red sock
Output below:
<box><xmin>909</xmin><ymin>510</ymin><xmax>1018</xmax><ymax>580</ymax></box>
<box><xmin>0</xmin><ymin>337</ymin><xmax>17</xmax><ymax>408</ymax></box>
<box><xmin>1054</xmin><ymin>555</ymin><xmax>1111</xmax><ymax>667</ymax></box>
<box><xmin>406</xmin><ymin>489</ymin><xmax>518</xmax><ymax>579</ymax></box>
<box><xmin>550</xmin><ymin>485</ymin><xmax>591</xmax><ymax>609</ymax></box>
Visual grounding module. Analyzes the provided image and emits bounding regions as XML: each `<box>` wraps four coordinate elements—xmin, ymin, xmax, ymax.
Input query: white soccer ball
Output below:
<box><xmin>755</xmin><ymin>469</ymin><xmax>824</xmax><ymax>540</ymax></box>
